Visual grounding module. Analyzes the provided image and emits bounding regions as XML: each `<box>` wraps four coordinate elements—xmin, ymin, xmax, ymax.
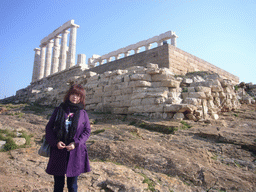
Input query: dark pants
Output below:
<box><xmin>54</xmin><ymin>175</ymin><xmax>78</xmax><ymax>192</ymax></box>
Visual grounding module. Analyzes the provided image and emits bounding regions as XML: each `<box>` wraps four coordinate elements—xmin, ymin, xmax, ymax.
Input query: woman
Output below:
<box><xmin>45</xmin><ymin>84</ymin><xmax>91</xmax><ymax>192</ymax></box>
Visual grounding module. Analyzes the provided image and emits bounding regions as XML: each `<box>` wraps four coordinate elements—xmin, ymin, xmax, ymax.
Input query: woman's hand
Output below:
<box><xmin>57</xmin><ymin>141</ymin><xmax>66</xmax><ymax>149</ymax></box>
<box><xmin>66</xmin><ymin>142</ymin><xmax>75</xmax><ymax>151</ymax></box>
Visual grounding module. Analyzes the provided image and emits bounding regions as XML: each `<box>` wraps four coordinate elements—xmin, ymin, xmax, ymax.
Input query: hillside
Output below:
<box><xmin>0</xmin><ymin>103</ymin><xmax>255</xmax><ymax>192</ymax></box>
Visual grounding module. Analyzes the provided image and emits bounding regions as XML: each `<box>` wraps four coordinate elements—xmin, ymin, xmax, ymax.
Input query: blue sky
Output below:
<box><xmin>0</xmin><ymin>0</ymin><xmax>255</xmax><ymax>99</ymax></box>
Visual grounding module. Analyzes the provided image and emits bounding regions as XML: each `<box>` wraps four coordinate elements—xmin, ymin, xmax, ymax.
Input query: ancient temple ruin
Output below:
<box><xmin>14</xmin><ymin>20</ymin><xmax>242</xmax><ymax>120</ymax></box>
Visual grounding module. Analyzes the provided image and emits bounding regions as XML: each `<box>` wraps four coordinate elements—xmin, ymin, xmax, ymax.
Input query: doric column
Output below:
<box><xmin>44</xmin><ymin>40</ymin><xmax>54</xmax><ymax>77</ymax></box>
<box><xmin>135</xmin><ymin>47</ymin><xmax>141</xmax><ymax>54</ymax></box>
<box><xmin>32</xmin><ymin>48</ymin><xmax>41</xmax><ymax>82</ymax></box>
<box><xmin>145</xmin><ymin>44</ymin><xmax>152</xmax><ymax>50</ymax></box>
<box><xmin>38</xmin><ymin>44</ymin><xmax>47</xmax><ymax>79</ymax></box>
<box><xmin>171</xmin><ymin>34</ymin><xmax>178</xmax><ymax>47</ymax></box>
<box><xmin>67</xmin><ymin>24</ymin><xmax>80</xmax><ymax>68</ymax></box>
<box><xmin>157</xmin><ymin>41</ymin><xmax>163</xmax><ymax>47</ymax></box>
<box><xmin>77</xmin><ymin>54</ymin><xmax>87</xmax><ymax>67</ymax></box>
<box><xmin>124</xmin><ymin>51</ymin><xmax>131</xmax><ymax>57</ymax></box>
<box><xmin>59</xmin><ymin>29</ymin><xmax>70</xmax><ymax>71</ymax></box>
<box><xmin>51</xmin><ymin>35</ymin><xmax>61</xmax><ymax>74</ymax></box>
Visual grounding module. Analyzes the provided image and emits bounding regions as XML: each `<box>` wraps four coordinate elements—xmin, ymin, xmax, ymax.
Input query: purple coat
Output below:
<box><xmin>45</xmin><ymin>107</ymin><xmax>91</xmax><ymax>177</ymax></box>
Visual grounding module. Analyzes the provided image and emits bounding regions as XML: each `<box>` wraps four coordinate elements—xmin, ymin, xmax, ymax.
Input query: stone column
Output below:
<box><xmin>67</xmin><ymin>24</ymin><xmax>80</xmax><ymax>68</ymax></box>
<box><xmin>171</xmin><ymin>34</ymin><xmax>178</xmax><ymax>47</ymax></box>
<box><xmin>124</xmin><ymin>51</ymin><xmax>131</xmax><ymax>57</ymax></box>
<box><xmin>38</xmin><ymin>44</ymin><xmax>47</xmax><ymax>79</ymax></box>
<box><xmin>135</xmin><ymin>47</ymin><xmax>141</xmax><ymax>54</ymax></box>
<box><xmin>145</xmin><ymin>44</ymin><xmax>152</xmax><ymax>51</ymax></box>
<box><xmin>77</xmin><ymin>54</ymin><xmax>88</xmax><ymax>69</ymax></box>
<box><xmin>59</xmin><ymin>29</ymin><xmax>70</xmax><ymax>71</ymax></box>
<box><xmin>32</xmin><ymin>48</ymin><xmax>41</xmax><ymax>82</ymax></box>
<box><xmin>51</xmin><ymin>35</ymin><xmax>61</xmax><ymax>74</ymax></box>
<box><xmin>44</xmin><ymin>40</ymin><xmax>54</xmax><ymax>77</ymax></box>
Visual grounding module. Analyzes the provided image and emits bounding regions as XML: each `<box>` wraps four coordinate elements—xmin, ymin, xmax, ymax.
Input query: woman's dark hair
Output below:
<box><xmin>64</xmin><ymin>84</ymin><xmax>86</xmax><ymax>107</ymax></box>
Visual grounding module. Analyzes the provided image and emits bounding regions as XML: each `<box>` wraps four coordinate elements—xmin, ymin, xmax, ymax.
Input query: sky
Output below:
<box><xmin>0</xmin><ymin>0</ymin><xmax>255</xmax><ymax>99</ymax></box>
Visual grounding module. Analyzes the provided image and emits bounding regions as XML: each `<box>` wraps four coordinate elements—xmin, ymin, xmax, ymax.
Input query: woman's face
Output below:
<box><xmin>69</xmin><ymin>94</ymin><xmax>81</xmax><ymax>104</ymax></box>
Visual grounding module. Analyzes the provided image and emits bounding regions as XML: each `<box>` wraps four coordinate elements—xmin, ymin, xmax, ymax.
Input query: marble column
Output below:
<box><xmin>51</xmin><ymin>35</ymin><xmax>61</xmax><ymax>74</ymax></box>
<box><xmin>124</xmin><ymin>51</ymin><xmax>131</xmax><ymax>57</ymax></box>
<box><xmin>67</xmin><ymin>24</ymin><xmax>79</xmax><ymax>68</ymax></box>
<box><xmin>171</xmin><ymin>34</ymin><xmax>178</xmax><ymax>47</ymax></box>
<box><xmin>44</xmin><ymin>40</ymin><xmax>54</xmax><ymax>77</ymax></box>
<box><xmin>77</xmin><ymin>54</ymin><xmax>87</xmax><ymax>67</ymax></box>
<box><xmin>38</xmin><ymin>44</ymin><xmax>47</xmax><ymax>79</ymax></box>
<box><xmin>135</xmin><ymin>47</ymin><xmax>141</xmax><ymax>54</ymax></box>
<box><xmin>59</xmin><ymin>29</ymin><xmax>70</xmax><ymax>71</ymax></box>
<box><xmin>145</xmin><ymin>44</ymin><xmax>152</xmax><ymax>51</ymax></box>
<box><xmin>32</xmin><ymin>48</ymin><xmax>41</xmax><ymax>82</ymax></box>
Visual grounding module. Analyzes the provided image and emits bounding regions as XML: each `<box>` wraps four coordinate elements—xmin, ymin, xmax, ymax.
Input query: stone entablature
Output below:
<box><xmin>87</xmin><ymin>31</ymin><xmax>178</xmax><ymax>67</ymax></box>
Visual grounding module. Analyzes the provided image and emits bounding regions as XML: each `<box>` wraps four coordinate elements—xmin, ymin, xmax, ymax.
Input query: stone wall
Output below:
<box><xmin>14</xmin><ymin>63</ymin><xmax>240</xmax><ymax>121</ymax></box>
<box><xmin>168</xmin><ymin>46</ymin><xmax>239</xmax><ymax>83</ymax></box>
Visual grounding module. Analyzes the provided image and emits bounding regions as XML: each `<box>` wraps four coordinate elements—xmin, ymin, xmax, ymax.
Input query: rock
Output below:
<box><xmin>13</xmin><ymin>138</ymin><xmax>26</xmax><ymax>146</ymax></box>
<box><xmin>0</xmin><ymin>140</ymin><xmax>6</xmax><ymax>150</ymax></box>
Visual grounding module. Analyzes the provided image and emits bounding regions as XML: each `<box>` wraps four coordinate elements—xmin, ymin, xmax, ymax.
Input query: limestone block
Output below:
<box><xmin>135</xmin><ymin>87</ymin><xmax>168</xmax><ymax>93</ymax></box>
<box><xmin>146</xmin><ymin>68</ymin><xmax>161</xmax><ymax>75</ymax></box>
<box><xmin>124</xmin><ymin>74</ymin><xmax>131</xmax><ymax>82</ymax></box>
<box><xmin>104</xmin><ymin>71</ymin><xmax>113</xmax><ymax>77</ymax></box>
<box><xmin>85</xmin><ymin>83</ymin><xmax>98</xmax><ymax>89</ymax></box>
<box><xmin>152</xmin><ymin>73</ymin><xmax>174</xmax><ymax>82</ymax></box>
<box><xmin>113</xmin><ymin>107</ymin><xmax>128</xmax><ymax>114</ymax></box>
<box><xmin>143</xmin><ymin>104</ymin><xmax>164</xmax><ymax>113</ymax></box>
<box><xmin>223</xmin><ymin>87</ymin><xmax>232</xmax><ymax>93</ymax></box>
<box><xmin>183</xmin><ymin>98</ymin><xmax>201</xmax><ymax>106</ymax></box>
<box><xmin>130</xmin><ymin>74</ymin><xmax>151</xmax><ymax>81</ymax></box>
<box><xmin>193</xmin><ymin>76</ymin><xmax>205</xmax><ymax>83</ymax></box>
<box><xmin>163</xmin><ymin>104</ymin><xmax>196</xmax><ymax>113</ymax></box>
<box><xmin>207</xmin><ymin>100</ymin><xmax>215</xmax><ymax>109</ymax></box>
<box><xmin>168</xmin><ymin>92</ymin><xmax>181</xmax><ymax>98</ymax></box>
<box><xmin>103</xmin><ymin>91</ymin><xmax>113</xmax><ymax>97</ymax></box>
<box><xmin>211</xmin><ymin>92</ymin><xmax>219</xmax><ymax>97</ymax></box>
<box><xmin>211</xmin><ymin>86</ymin><xmax>223</xmax><ymax>92</ymax></box>
<box><xmin>131</xmin><ymin>99</ymin><xmax>142</xmax><ymax>106</ymax></box>
<box><xmin>111</xmin><ymin>75</ymin><xmax>124</xmax><ymax>84</ymax></box>
<box><xmin>129</xmin><ymin>81</ymin><xmax>151</xmax><ymax>87</ymax></box>
<box><xmin>128</xmin><ymin>106</ymin><xmax>144</xmax><ymax>113</ymax></box>
<box><xmin>112</xmin><ymin>90</ymin><xmax>121</xmax><ymax>96</ymax></box>
<box><xmin>188</xmin><ymin>92</ymin><xmax>206</xmax><ymax>99</ymax></box>
<box><xmin>111</xmin><ymin>101</ymin><xmax>121</xmax><ymax>108</ymax></box>
<box><xmin>160</xmin><ymin>80</ymin><xmax>180</xmax><ymax>88</ymax></box>
<box><xmin>131</xmin><ymin>92</ymin><xmax>147</xmax><ymax>100</ymax></box>
<box><xmin>194</xmin><ymin>86</ymin><xmax>211</xmax><ymax>93</ymax></box>
<box><xmin>162</xmin><ymin>112</ymin><xmax>174</xmax><ymax>119</ymax></box>
<box><xmin>120</xmin><ymin>87</ymin><xmax>133</xmax><ymax>94</ymax></box>
<box><xmin>154</xmin><ymin>97</ymin><xmax>166</xmax><ymax>104</ymax></box>
<box><xmin>45</xmin><ymin>87</ymin><xmax>53</xmax><ymax>92</ymax></box>
<box><xmin>173</xmin><ymin>113</ymin><xmax>184</xmax><ymax>120</ymax></box>
<box><xmin>103</xmin><ymin>96</ymin><xmax>113</xmax><ymax>103</ymax></box>
<box><xmin>94</xmin><ymin>87</ymin><xmax>104</xmax><ymax>95</ymax></box>
<box><xmin>13</xmin><ymin>138</ymin><xmax>26</xmax><ymax>146</ymax></box>
<box><xmin>120</xmin><ymin>99</ymin><xmax>131</xmax><ymax>107</ymax></box>
<box><xmin>115</xmin><ymin>94</ymin><xmax>130</xmax><ymax>101</ymax></box>
<box><xmin>187</xmin><ymin>87</ymin><xmax>195</xmax><ymax>92</ymax></box>
<box><xmin>146</xmin><ymin>63</ymin><xmax>159</xmax><ymax>69</ymax></box>
<box><xmin>85</xmin><ymin>71</ymin><xmax>97</xmax><ymax>78</ymax></box>
<box><xmin>127</xmin><ymin>66</ymin><xmax>146</xmax><ymax>74</ymax></box>
<box><xmin>181</xmin><ymin>92</ymin><xmax>189</xmax><ymax>99</ymax></box>
<box><xmin>182</xmin><ymin>78</ymin><xmax>193</xmax><ymax>84</ymax></box>
<box><xmin>141</xmin><ymin>98</ymin><xmax>155</xmax><ymax>105</ymax></box>
<box><xmin>104</xmin><ymin>85</ymin><xmax>118</xmax><ymax>92</ymax></box>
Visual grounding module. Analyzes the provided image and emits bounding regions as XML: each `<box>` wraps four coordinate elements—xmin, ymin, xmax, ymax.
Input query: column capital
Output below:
<box><xmin>34</xmin><ymin>48</ymin><xmax>41</xmax><ymax>51</ymax></box>
<box><xmin>39</xmin><ymin>43</ymin><xmax>47</xmax><ymax>48</ymax></box>
<box><xmin>62</xmin><ymin>29</ymin><xmax>70</xmax><ymax>34</ymax></box>
<box><xmin>71</xmin><ymin>24</ymin><xmax>80</xmax><ymax>28</ymax></box>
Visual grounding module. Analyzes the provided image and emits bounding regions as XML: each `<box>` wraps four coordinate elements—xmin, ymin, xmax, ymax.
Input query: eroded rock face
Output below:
<box><xmin>0</xmin><ymin>103</ymin><xmax>255</xmax><ymax>191</ymax></box>
<box><xmin>12</xmin><ymin>64</ymin><xmax>241</xmax><ymax>121</ymax></box>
